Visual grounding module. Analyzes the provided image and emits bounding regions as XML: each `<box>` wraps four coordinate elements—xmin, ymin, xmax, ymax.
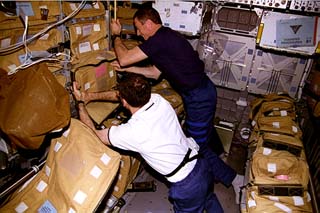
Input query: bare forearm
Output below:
<box><xmin>87</xmin><ymin>90</ymin><xmax>119</xmax><ymax>102</ymax></box>
<box><xmin>114</xmin><ymin>37</ymin><xmax>129</xmax><ymax>62</ymax></box>
<box><xmin>126</xmin><ymin>66</ymin><xmax>161</xmax><ymax>79</ymax></box>
<box><xmin>78</xmin><ymin>104</ymin><xmax>96</xmax><ymax>130</ymax></box>
<box><xmin>78</xmin><ymin>104</ymin><xmax>111</xmax><ymax>146</ymax></box>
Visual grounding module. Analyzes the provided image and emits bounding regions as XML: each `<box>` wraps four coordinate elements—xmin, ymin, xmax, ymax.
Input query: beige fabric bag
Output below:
<box><xmin>250</xmin><ymin>147</ymin><xmax>309</xmax><ymax>189</ymax></box>
<box><xmin>75</xmin><ymin>61</ymin><xmax>117</xmax><ymax>93</ymax></box>
<box><xmin>71</xmin><ymin>38</ymin><xmax>109</xmax><ymax>67</ymax></box>
<box><xmin>252</xmin><ymin>100</ymin><xmax>296</xmax><ymax>122</ymax></box>
<box><xmin>246</xmin><ymin>186</ymin><xmax>313</xmax><ymax>213</ymax></box>
<box><xmin>0</xmin><ymin>118</ymin><xmax>121</xmax><ymax>212</ymax></box>
<box><xmin>257</xmin><ymin>133</ymin><xmax>304</xmax><ymax>157</ymax></box>
<box><xmin>253</xmin><ymin>116</ymin><xmax>302</xmax><ymax>138</ymax></box>
<box><xmin>152</xmin><ymin>79</ymin><xmax>184</xmax><ymax>115</ymax></box>
<box><xmin>249</xmin><ymin>93</ymin><xmax>294</xmax><ymax>121</ymax></box>
<box><xmin>63</xmin><ymin>1</ymin><xmax>106</xmax><ymax>19</ymax></box>
<box><xmin>0</xmin><ymin>63</ymin><xmax>70</xmax><ymax>150</ymax></box>
<box><xmin>111</xmin><ymin>154</ymin><xmax>141</xmax><ymax>199</ymax></box>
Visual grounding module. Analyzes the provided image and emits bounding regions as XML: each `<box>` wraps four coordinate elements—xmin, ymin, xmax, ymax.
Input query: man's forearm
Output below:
<box><xmin>126</xmin><ymin>66</ymin><xmax>161</xmax><ymax>80</ymax></box>
<box><xmin>78</xmin><ymin>103</ymin><xmax>111</xmax><ymax>146</ymax></box>
<box><xmin>87</xmin><ymin>90</ymin><xmax>119</xmax><ymax>102</ymax></box>
<box><xmin>78</xmin><ymin>103</ymin><xmax>96</xmax><ymax>130</ymax></box>
<box><xmin>114</xmin><ymin>37</ymin><xmax>129</xmax><ymax>62</ymax></box>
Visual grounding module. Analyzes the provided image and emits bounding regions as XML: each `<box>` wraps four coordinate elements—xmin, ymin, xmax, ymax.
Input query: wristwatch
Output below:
<box><xmin>112</xmin><ymin>34</ymin><xmax>121</xmax><ymax>41</ymax></box>
<box><xmin>76</xmin><ymin>100</ymin><xmax>85</xmax><ymax>108</ymax></box>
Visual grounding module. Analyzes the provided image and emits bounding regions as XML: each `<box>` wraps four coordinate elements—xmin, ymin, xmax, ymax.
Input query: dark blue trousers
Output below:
<box><xmin>169</xmin><ymin>157</ymin><xmax>223</xmax><ymax>213</ymax></box>
<box><xmin>181</xmin><ymin>76</ymin><xmax>236</xmax><ymax>186</ymax></box>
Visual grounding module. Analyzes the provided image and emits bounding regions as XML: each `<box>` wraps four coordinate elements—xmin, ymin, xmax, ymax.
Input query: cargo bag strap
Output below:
<box><xmin>164</xmin><ymin>148</ymin><xmax>201</xmax><ymax>178</ymax></box>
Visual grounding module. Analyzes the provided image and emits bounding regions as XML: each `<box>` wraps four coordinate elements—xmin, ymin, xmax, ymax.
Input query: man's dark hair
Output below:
<box><xmin>118</xmin><ymin>73</ymin><xmax>151</xmax><ymax>108</ymax></box>
<box><xmin>133</xmin><ymin>4</ymin><xmax>162</xmax><ymax>25</ymax></box>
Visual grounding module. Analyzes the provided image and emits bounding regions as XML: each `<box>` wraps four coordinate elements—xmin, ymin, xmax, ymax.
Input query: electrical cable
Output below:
<box><xmin>0</xmin><ymin>0</ymin><xmax>87</xmax><ymax>54</ymax></box>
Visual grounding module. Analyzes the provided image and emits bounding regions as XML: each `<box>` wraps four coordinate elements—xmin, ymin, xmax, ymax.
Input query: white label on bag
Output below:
<box><xmin>93</xmin><ymin>43</ymin><xmax>99</xmax><ymax>51</ymax></box>
<box><xmin>15</xmin><ymin>202</ymin><xmax>28</xmax><ymax>212</ymax></box>
<box><xmin>114</xmin><ymin>186</ymin><xmax>119</xmax><ymax>192</ymax></box>
<box><xmin>36</xmin><ymin>180</ymin><xmax>48</xmax><ymax>192</ymax></box>
<box><xmin>69</xmin><ymin>208</ymin><xmax>76</xmax><ymax>213</ymax></box>
<box><xmin>73</xmin><ymin>190</ymin><xmax>87</xmax><ymax>205</ymax></box>
<box><xmin>293</xmin><ymin>196</ymin><xmax>304</xmax><ymax>206</ymax></box>
<box><xmin>90</xmin><ymin>165</ymin><xmax>102</xmax><ymax>179</ymax></box>
<box><xmin>1</xmin><ymin>38</ymin><xmax>11</xmax><ymax>47</ymax></box>
<box><xmin>269</xmin><ymin>196</ymin><xmax>279</xmax><ymax>201</ymax></box>
<box><xmin>251</xmin><ymin>120</ymin><xmax>256</xmax><ymax>127</ymax></box>
<box><xmin>274</xmin><ymin>202</ymin><xmax>292</xmax><ymax>212</ymax></box>
<box><xmin>109</xmin><ymin>70</ymin><xmax>114</xmax><ymax>77</ymax></box>
<box><xmin>118</xmin><ymin>174</ymin><xmax>122</xmax><ymax>180</ymax></box>
<box><xmin>94</xmin><ymin>23</ymin><xmax>101</xmax><ymax>31</ymax></box>
<box><xmin>79</xmin><ymin>42</ymin><xmax>91</xmax><ymax>53</ymax></box>
<box><xmin>248</xmin><ymin>199</ymin><xmax>256</xmax><ymax>208</ymax></box>
<box><xmin>272</xmin><ymin>122</ymin><xmax>280</xmax><ymax>128</ymax></box>
<box><xmin>84</xmin><ymin>82</ymin><xmax>91</xmax><ymax>91</ymax></box>
<box><xmin>54</xmin><ymin>141</ymin><xmax>62</xmax><ymax>152</ymax></box>
<box><xmin>45</xmin><ymin>165</ymin><xmax>51</xmax><ymax>177</ymax></box>
<box><xmin>267</xmin><ymin>163</ymin><xmax>277</xmax><ymax>173</ymax></box>
<box><xmin>263</xmin><ymin>148</ymin><xmax>272</xmax><ymax>155</ymax></box>
<box><xmin>82</xmin><ymin>25</ymin><xmax>92</xmax><ymax>36</ymax></box>
<box><xmin>292</xmin><ymin>126</ymin><xmax>298</xmax><ymax>133</ymax></box>
<box><xmin>101</xmin><ymin>153</ymin><xmax>111</xmax><ymax>165</ymax></box>
<box><xmin>76</xmin><ymin>26</ymin><xmax>82</xmax><ymax>35</ymax></box>
<box><xmin>280</xmin><ymin>110</ymin><xmax>288</xmax><ymax>116</ymax></box>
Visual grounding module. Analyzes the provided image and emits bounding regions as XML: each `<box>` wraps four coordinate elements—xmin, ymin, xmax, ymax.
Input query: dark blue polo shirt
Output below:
<box><xmin>139</xmin><ymin>27</ymin><xmax>206</xmax><ymax>93</ymax></box>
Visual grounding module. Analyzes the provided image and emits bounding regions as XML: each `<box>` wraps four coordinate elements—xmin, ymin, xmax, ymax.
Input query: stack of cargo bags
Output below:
<box><xmin>0</xmin><ymin>1</ymin><xmax>65</xmax><ymax>75</ymax></box>
<box><xmin>244</xmin><ymin>93</ymin><xmax>313</xmax><ymax>212</ymax></box>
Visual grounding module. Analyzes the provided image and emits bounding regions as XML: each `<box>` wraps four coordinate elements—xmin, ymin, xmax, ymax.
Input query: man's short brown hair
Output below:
<box><xmin>118</xmin><ymin>73</ymin><xmax>151</xmax><ymax>108</ymax></box>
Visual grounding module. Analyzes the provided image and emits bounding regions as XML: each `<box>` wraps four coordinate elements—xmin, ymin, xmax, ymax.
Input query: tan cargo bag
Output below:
<box><xmin>63</xmin><ymin>1</ymin><xmax>106</xmax><ymax>19</ymax></box>
<box><xmin>257</xmin><ymin>133</ymin><xmax>304</xmax><ymax>157</ymax></box>
<box><xmin>252</xmin><ymin>100</ymin><xmax>296</xmax><ymax>122</ymax></box>
<box><xmin>249</xmin><ymin>93</ymin><xmax>294</xmax><ymax>121</ymax></box>
<box><xmin>253</xmin><ymin>116</ymin><xmax>302</xmax><ymax>138</ymax></box>
<box><xmin>250</xmin><ymin>147</ymin><xmax>309</xmax><ymax>189</ymax></box>
<box><xmin>74</xmin><ymin>61</ymin><xmax>117</xmax><ymax>93</ymax></box>
<box><xmin>152</xmin><ymin>79</ymin><xmax>184</xmax><ymax>115</ymax></box>
<box><xmin>0</xmin><ymin>63</ymin><xmax>71</xmax><ymax>150</ymax></box>
<box><xmin>0</xmin><ymin>118</ymin><xmax>121</xmax><ymax>212</ymax></box>
<box><xmin>111</xmin><ymin>154</ymin><xmax>141</xmax><ymax>199</ymax></box>
<box><xmin>246</xmin><ymin>186</ymin><xmax>313</xmax><ymax>213</ymax></box>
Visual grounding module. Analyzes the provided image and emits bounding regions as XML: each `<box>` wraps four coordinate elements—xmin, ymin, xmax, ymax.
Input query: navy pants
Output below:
<box><xmin>181</xmin><ymin>76</ymin><xmax>236</xmax><ymax>186</ymax></box>
<box><xmin>169</xmin><ymin>157</ymin><xmax>223</xmax><ymax>213</ymax></box>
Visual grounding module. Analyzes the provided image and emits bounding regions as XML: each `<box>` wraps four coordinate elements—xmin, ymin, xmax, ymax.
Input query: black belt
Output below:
<box><xmin>164</xmin><ymin>148</ymin><xmax>201</xmax><ymax>178</ymax></box>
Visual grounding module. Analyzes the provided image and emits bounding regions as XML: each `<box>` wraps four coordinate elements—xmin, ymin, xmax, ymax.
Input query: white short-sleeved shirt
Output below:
<box><xmin>108</xmin><ymin>94</ymin><xmax>197</xmax><ymax>182</ymax></box>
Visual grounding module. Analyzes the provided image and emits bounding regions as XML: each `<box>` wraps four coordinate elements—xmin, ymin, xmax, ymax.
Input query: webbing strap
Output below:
<box><xmin>164</xmin><ymin>148</ymin><xmax>201</xmax><ymax>178</ymax></box>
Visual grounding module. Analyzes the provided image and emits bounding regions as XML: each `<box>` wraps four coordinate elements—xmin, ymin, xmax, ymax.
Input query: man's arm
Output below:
<box><xmin>84</xmin><ymin>90</ymin><xmax>119</xmax><ymax>103</ymax></box>
<box><xmin>125</xmin><ymin>65</ymin><xmax>161</xmax><ymax>80</ymax></box>
<box><xmin>73</xmin><ymin>81</ymin><xmax>119</xmax><ymax>104</ymax></box>
<box><xmin>111</xmin><ymin>61</ymin><xmax>161</xmax><ymax>80</ymax></box>
<box><xmin>78</xmin><ymin>103</ymin><xmax>111</xmax><ymax>146</ymax></box>
<box><xmin>113</xmin><ymin>37</ymin><xmax>148</xmax><ymax>67</ymax></box>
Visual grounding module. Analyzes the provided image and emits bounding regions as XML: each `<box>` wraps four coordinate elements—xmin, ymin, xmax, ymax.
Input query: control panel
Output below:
<box><xmin>289</xmin><ymin>0</ymin><xmax>320</xmax><ymax>13</ymax></box>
